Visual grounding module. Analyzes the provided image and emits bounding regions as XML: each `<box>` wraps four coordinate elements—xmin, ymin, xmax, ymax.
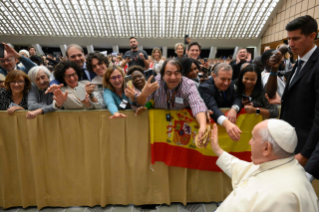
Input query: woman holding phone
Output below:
<box><xmin>46</xmin><ymin>61</ymin><xmax>101</xmax><ymax>109</ymax></box>
<box><xmin>86</xmin><ymin>53</ymin><xmax>111</xmax><ymax>108</ymax></box>
<box><xmin>236</xmin><ymin>64</ymin><xmax>278</xmax><ymax>119</ymax></box>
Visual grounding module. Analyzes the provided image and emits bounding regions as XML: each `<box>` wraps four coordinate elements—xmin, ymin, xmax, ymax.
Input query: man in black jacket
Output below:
<box><xmin>268</xmin><ymin>15</ymin><xmax>319</xmax><ymax>181</ymax></box>
<box><xmin>199</xmin><ymin>63</ymin><xmax>242</xmax><ymax>141</ymax></box>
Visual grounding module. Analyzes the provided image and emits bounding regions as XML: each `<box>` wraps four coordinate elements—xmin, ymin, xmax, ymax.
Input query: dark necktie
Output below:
<box><xmin>289</xmin><ymin>60</ymin><xmax>304</xmax><ymax>88</ymax></box>
<box><xmin>219</xmin><ymin>91</ymin><xmax>226</xmax><ymax>100</ymax></box>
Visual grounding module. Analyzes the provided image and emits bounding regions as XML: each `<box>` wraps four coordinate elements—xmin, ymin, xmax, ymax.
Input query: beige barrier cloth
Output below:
<box><xmin>1</xmin><ymin>110</ymin><xmax>318</xmax><ymax>209</ymax></box>
<box><xmin>0</xmin><ymin>110</ymin><xmax>234</xmax><ymax>209</ymax></box>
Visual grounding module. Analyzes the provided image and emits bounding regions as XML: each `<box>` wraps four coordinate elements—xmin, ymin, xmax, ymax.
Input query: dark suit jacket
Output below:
<box><xmin>280</xmin><ymin>47</ymin><xmax>319</xmax><ymax>178</ymax></box>
<box><xmin>198</xmin><ymin>77</ymin><xmax>242</xmax><ymax>122</ymax></box>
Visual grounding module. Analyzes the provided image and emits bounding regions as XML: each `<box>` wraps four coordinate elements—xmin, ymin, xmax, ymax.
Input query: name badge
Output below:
<box><xmin>119</xmin><ymin>99</ymin><xmax>128</xmax><ymax>109</ymax></box>
<box><xmin>175</xmin><ymin>97</ymin><xmax>184</xmax><ymax>104</ymax></box>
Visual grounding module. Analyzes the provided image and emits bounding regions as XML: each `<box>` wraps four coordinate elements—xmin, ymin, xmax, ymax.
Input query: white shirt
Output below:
<box><xmin>216</xmin><ymin>151</ymin><xmax>319</xmax><ymax>212</ymax></box>
<box><xmin>261</xmin><ymin>70</ymin><xmax>285</xmax><ymax>97</ymax></box>
<box><xmin>290</xmin><ymin>45</ymin><xmax>317</xmax><ymax>83</ymax></box>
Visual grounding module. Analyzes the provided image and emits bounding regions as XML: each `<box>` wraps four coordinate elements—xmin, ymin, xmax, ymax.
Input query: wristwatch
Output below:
<box><xmin>256</xmin><ymin>108</ymin><xmax>260</xmax><ymax>115</ymax></box>
<box><xmin>89</xmin><ymin>93</ymin><xmax>94</xmax><ymax>99</ymax></box>
<box><xmin>231</xmin><ymin>105</ymin><xmax>239</xmax><ymax>112</ymax></box>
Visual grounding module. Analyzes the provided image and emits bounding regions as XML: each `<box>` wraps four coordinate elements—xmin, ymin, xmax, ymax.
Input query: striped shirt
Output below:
<box><xmin>147</xmin><ymin>75</ymin><xmax>207</xmax><ymax>116</ymax></box>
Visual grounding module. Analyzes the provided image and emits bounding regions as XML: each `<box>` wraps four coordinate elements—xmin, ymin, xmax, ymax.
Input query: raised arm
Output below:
<box><xmin>265</xmin><ymin>51</ymin><xmax>282</xmax><ymax>99</ymax></box>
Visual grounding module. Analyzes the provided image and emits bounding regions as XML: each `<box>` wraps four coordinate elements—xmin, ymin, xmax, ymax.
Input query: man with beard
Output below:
<box><xmin>230</xmin><ymin>48</ymin><xmax>251</xmax><ymax>80</ymax></box>
<box><xmin>121</xmin><ymin>37</ymin><xmax>149</xmax><ymax>70</ymax></box>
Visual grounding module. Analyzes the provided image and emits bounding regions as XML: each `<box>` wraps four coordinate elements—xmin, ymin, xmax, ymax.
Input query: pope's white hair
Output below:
<box><xmin>259</xmin><ymin>127</ymin><xmax>294</xmax><ymax>158</ymax></box>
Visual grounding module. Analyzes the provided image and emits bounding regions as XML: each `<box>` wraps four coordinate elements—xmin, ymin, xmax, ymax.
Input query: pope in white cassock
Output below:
<box><xmin>209</xmin><ymin>119</ymin><xmax>319</xmax><ymax>212</ymax></box>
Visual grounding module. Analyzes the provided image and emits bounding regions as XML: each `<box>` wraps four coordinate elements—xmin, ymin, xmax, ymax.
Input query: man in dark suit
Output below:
<box><xmin>268</xmin><ymin>15</ymin><xmax>319</xmax><ymax>181</ymax></box>
<box><xmin>199</xmin><ymin>63</ymin><xmax>242</xmax><ymax>141</ymax></box>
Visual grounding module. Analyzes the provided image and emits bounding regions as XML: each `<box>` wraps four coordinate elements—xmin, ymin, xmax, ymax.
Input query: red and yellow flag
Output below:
<box><xmin>149</xmin><ymin>109</ymin><xmax>263</xmax><ymax>172</ymax></box>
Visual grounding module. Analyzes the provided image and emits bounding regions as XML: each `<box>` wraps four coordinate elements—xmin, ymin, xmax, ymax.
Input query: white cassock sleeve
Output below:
<box><xmin>216</xmin><ymin>151</ymin><xmax>252</xmax><ymax>179</ymax></box>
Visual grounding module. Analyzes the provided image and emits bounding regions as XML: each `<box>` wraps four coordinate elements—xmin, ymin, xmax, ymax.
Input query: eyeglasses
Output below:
<box><xmin>0</xmin><ymin>58</ymin><xmax>14</xmax><ymax>63</ymax></box>
<box><xmin>110</xmin><ymin>75</ymin><xmax>122</xmax><ymax>81</ymax></box>
<box><xmin>64</xmin><ymin>73</ymin><xmax>77</xmax><ymax>79</ymax></box>
<box><xmin>10</xmin><ymin>81</ymin><xmax>25</xmax><ymax>85</ymax></box>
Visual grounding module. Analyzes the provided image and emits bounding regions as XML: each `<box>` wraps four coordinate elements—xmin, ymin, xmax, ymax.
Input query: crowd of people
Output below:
<box><xmin>1</xmin><ymin>15</ymin><xmax>319</xmax><ymax>211</ymax></box>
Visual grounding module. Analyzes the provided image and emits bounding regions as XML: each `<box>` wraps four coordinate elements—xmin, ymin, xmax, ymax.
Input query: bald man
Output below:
<box><xmin>210</xmin><ymin>119</ymin><xmax>318</xmax><ymax>212</ymax></box>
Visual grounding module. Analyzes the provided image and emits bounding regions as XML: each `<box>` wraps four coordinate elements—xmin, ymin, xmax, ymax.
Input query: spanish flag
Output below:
<box><xmin>149</xmin><ymin>109</ymin><xmax>263</xmax><ymax>172</ymax></box>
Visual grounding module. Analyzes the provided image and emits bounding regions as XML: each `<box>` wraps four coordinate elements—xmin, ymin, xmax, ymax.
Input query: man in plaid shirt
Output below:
<box><xmin>135</xmin><ymin>59</ymin><xmax>208</xmax><ymax>143</ymax></box>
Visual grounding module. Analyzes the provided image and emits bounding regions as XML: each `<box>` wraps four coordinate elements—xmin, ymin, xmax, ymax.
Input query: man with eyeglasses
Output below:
<box><xmin>0</xmin><ymin>43</ymin><xmax>36</xmax><ymax>76</ymax></box>
<box><xmin>50</xmin><ymin>44</ymin><xmax>96</xmax><ymax>85</ymax></box>
<box><xmin>133</xmin><ymin>59</ymin><xmax>208</xmax><ymax>144</ymax></box>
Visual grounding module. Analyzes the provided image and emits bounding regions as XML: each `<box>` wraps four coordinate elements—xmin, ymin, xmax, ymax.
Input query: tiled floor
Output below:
<box><xmin>0</xmin><ymin>203</ymin><xmax>219</xmax><ymax>212</ymax></box>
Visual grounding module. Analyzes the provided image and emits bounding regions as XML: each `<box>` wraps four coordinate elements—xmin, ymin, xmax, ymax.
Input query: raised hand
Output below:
<box><xmin>85</xmin><ymin>83</ymin><xmax>95</xmax><ymax>95</ymax></box>
<box><xmin>246</xmin><ymin>52</ymin><xmax>252</xmax><ymax>62</ymax></box>
<box><xmin>141</xmin><ymin>75</ymin><xmax>159</xmax><ymax>96</ymax></box>
<box><xmin>139</xmin><ymin>53</ymin><xmax>145</xmax><ymax>60</ymax></box>
<box><xmin>209</xmin><ymin>124</ymin><xmax>224</xmax><ymax>156</ymax></box>
<box><xmin>53</xmin><ymin>90</ymin><xmax>68</xmax><ymax>108</ymax></box>
<box><xmin>2</xmin><ymin>42</ymin><xmax>19</xmax><ymax>58</ymax></box>
<box><xmin>45</xmin><ymin>83</ymin><xmax>64</xmax><ymax>94</ymax></box>
<box><xmin>268</xmin><ymin>51</ymin><xmax>282</xmax><ymax>69</ymax></box>
<box><xmin>125</xmin><ymin>86</ymin><xmax>137</xmax><ymax>103</ymax></box>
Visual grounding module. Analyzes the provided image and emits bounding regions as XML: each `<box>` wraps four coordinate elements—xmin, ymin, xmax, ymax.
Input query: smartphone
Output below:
<box><xmin>242</xmin><ymin>94</ymin><xmax>251</xmax><ymax>103</ymax></box>
<box><xmin>204</xmin><ymin>58</ymin><xmax>208</xmax><ymax>63</ymax></box>
<box><xmin>74</xmin><ymin>86</ymin><xmax>86</xmax><ymax>101</ymax></box>
<box><xmin>144</xmin><ymin>69</ymin><xmax>156</xmax><ymax>83</ymax></box>
<box><xmin>278</xmin><ymin>45</ymin><xmax>289</xmax><ymax>55</ymax></box>
<box><xmin>184</xmin><ymin>35</ymin><xmax>189</xmax><ymax>45</ymax></box>
<box><xmin>125</xmin><ymin>75</ymin><xmax>134</xmax><ymax>89</ymax></box>
<box><xmin>0</xmin><ymin>44</ymin><xmax>4</xmax><ymax>58</ymax></box>
<box><xmin>126</xmin><ymin>56</ymin><xmax>131</xmax><ymax>60</ymax></box>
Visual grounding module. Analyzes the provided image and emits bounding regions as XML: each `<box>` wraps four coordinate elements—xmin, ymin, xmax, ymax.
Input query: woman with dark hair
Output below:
<box><xmin>236</xmin><ymin>64</ymin><xmax>278</xmax><ymax>119</ymax></box>
<box><xmin>180</xmin><ymin>57</ymin><xmax>200</xmax><ymax>87</ymax></box>
<box><xmin>126</xmin><ymin>65</ymin><xmax>146</xmax><ymax>91</ymax></box>
<box><xmin>0</xmin><ymin>70</ymin><xmax>31</xmax><ymax>114</ymax></box>
<box><xmin>46</xmin><ymin>61</ymin><xmax>101</xmax><ymax>109</ymax></box>
<box><xmin>86</xmin><ymin>53</ymin><xmax>110</xmax><ymax>108</ymax></box>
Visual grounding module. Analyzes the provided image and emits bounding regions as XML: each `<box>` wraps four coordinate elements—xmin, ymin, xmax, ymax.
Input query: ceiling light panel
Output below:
<box><xmin>0</xmin><ymin>0</ymin><xmax>279</xmax><ymax>38</ymax></box>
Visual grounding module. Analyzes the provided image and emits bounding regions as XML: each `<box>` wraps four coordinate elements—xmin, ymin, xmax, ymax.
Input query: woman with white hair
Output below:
<box><xmin>26</xmin><ymin>66</ymin><xmax>67</xmax><ymax>119</ymax></box>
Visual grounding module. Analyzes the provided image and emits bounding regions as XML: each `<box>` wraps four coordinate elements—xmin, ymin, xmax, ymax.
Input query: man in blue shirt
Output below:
<box><xmin>0</xmin><ymin>43</ymin><xmax>36</xmax><ymax>76</ymax></box>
